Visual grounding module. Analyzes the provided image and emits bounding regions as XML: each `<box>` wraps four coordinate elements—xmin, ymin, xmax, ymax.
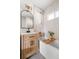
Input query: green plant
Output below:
<box><xmin>48</xmin><ymin>31</ymin><xmax>54</xmax><ymax>36</ymax></box>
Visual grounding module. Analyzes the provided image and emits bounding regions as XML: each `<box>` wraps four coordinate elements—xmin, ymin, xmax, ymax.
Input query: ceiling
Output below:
<box><xmin>20</xmin><ymin>0</ymin><xmax>55</xmax><ymax>10</ymax></box>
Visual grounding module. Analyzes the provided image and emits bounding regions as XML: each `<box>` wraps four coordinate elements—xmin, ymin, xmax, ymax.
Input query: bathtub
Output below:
<box><xmin>40</xmin><ymin>40</ymin><xmax>59</xmax><ymax>59</ymax></box>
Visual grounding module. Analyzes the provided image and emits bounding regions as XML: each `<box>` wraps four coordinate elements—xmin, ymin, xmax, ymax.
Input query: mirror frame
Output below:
<box><xmin>20</xmin><ymin>10</ymin><xmax>34</xmax><ymax>29</ymax></box>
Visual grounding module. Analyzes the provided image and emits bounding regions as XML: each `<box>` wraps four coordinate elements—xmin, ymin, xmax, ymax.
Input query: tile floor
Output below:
<box><xmin>29</xmin><ymin>51</ymin><xmax>45</xmax><ymax>59</ymax></box>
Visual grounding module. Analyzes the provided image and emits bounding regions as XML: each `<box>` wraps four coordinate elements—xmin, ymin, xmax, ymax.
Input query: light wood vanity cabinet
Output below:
<box><xmin>20</xmin><ymin>33</ymin><xmax>38</xmax><ymax>59</ymax></box>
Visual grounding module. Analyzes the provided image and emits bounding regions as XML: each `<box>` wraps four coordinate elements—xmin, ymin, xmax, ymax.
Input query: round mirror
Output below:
<box><xmin>21</xmin><ymin>10</ymin><xmax>34</xmax><ymax>33</ymax></box>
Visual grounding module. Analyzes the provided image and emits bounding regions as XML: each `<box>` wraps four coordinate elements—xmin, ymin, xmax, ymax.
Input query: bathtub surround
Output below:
<box><xmin>50</xmin><ymin>40</ymin><xmax>59</xmax><ymax>49</ymax></box>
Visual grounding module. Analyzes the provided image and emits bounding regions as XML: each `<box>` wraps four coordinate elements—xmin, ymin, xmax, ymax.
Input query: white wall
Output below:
<box><xmin>33</xmin><ymin>6</ymin><xmax>44</xmax><ymax>32</ymax></box>
<box><xmin>44</xmin><ymin>0</ymin><xmax>59</xmax><ymax>40</ymax></box>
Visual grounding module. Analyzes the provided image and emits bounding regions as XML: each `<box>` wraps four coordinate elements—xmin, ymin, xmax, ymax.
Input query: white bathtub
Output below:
<box><xmin>40</xmin><ymin>40</ymin><xmax>59</xmax><ymax>59</ymax></box>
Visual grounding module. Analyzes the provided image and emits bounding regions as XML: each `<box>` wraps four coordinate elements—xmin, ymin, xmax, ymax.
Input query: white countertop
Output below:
<box><xmin>20</xmin><ymin>32</ymin><xmax>37</xmax><ymax>35</ymax></box>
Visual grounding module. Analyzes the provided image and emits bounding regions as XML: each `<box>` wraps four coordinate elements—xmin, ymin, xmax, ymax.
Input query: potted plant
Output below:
<box><xmin>48</xmin><ymin>31</ymin><xmax>54</xmax><ymax>40</ymax></box>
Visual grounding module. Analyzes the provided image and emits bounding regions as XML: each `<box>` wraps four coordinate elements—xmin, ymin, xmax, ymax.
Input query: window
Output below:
<box><xmin>55</xmin><ymin>10</ymin><xmax>59</xmax><ymax>18</ymax></box>
<box><xmin>47</xmin><ymin>10</ymin><xmax>59</xmax><ymax>21</ymax></box>
<box><xmin>48</xmin><ymin>13</ymin><xmax>54</xmax><ymax>21</ymax></box>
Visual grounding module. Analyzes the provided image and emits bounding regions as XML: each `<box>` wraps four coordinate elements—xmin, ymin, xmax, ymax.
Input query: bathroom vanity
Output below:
<box><xmin>20</xmin><ymin>32</ymin><xmax>38</xmax><ymax>59</ymax></box>
<box><xmin>20</xmin><ymin>32</ymin><xmax>43</xmax><ymax>59</ymax></box>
